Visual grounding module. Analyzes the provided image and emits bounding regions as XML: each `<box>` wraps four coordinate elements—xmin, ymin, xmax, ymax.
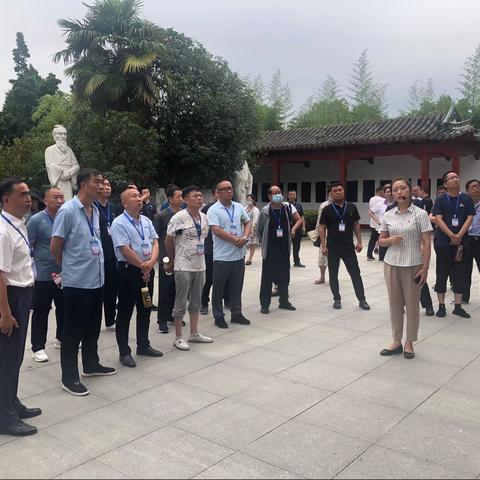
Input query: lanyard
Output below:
<box><xmin>224</xmin><ymin>204</ymin><xmax>235</xmax><ymax>224</ymax></box>
<box><xmin>1</xmin><ymin>213</ymin><xmax>31</xmax><ymax>251</ymax></box>
<box><xmin>188</xmin><ymin>211</ymin><xmax>202</xmax><ymax>240</ymax></box>
<box><xmin>447</xmin><ymin>194</ymin><xmax>461</xmax><ymax>217</ymax></box>
<box><xmin>83</xmin><ymin>208</ymin><xmax>96</xmax><ymax>238</ymax></box>
<box><xmin>123</xmin><ymin>212</ymin><xmax>145</xmax><ymax>241</ymax></box>
<box><xmin>332</xmin><ymin>202</ymin><xmax>347</xmax><ymax>222</ymax></box>
<box><xmin>270</xmin><ymin>205</ymin><xmax>283</xmax><ymax>227</ymax></box>
<box><xmin>95</xmin><ymin>201</ymin><xmax>112</xmax><ymax>225</ymax></box>
<box><xmin>44</xmin><ymin>210</ymin><xmax>55</xmax><ymax>225</ymax></box>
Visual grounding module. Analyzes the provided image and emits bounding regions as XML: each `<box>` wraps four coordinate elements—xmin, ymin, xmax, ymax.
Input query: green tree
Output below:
<box><xmin>290</xmin><ymin>76</ymin><xmax>351</xmax><ymax>128</ymax></box>
<box><xmin>12</xmin><ymin>32</ymin><xmax>30</xmax><ymax>76</ymax></box>
<box><xmin>31</xmin><ymin>92</ymin><xmax>74</xmax><ymax>134</ymax></box>
<box><xmin>151</xmin><ymin>30</ymin><xmax>260</xmax><ymax>186</ymax></box>
<box><xmin>348</xmin><ymin>50</ymin><xmax>387</xmax><ymax>122</ymax></box>
<box><xmin>53</xmin><ymin>0</ymin><xmax>165</xmax><ymax>115</ymax></box>
<box><xmin>405</xmin><ymin>79</ymin><xmax>435</xmax><ymax>115</ymax></box>
<box><xmin>460</xmin><ymin>44</ymin><xmax>480</xmax><ymax>111</ymax></box>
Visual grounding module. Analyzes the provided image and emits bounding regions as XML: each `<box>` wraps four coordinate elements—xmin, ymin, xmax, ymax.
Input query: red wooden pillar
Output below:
<box><xmin>338</xmin><ymin>151</ymin><xmax>347</xmax><ymax>189</ymax></box>
<box><xmin>451</xmin><ymin>151</ymin><xmax>461</xmax><ymax>174</ymax></box>
<box><xmin>420</xmin><ymin>152</ymin><xmax>430</xmax><ymax>191</ymax></box>
<box><xmin>272</xmin><ymin>158</ymin><xmax>281</xmax><ymax>186</ymax></box>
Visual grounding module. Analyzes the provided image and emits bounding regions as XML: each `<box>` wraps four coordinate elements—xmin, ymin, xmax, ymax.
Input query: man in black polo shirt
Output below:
<box><xmin>432</xmin><ymin>171</ymin><xmax>474</xmax><ymax>318</ymax></box>
<box><xmin>319</xmin><ymin>182</ymin><xmax>370</xmax><ymax>311</ymax></box>
<box><xmin>153</xmin><ymin>185</ymin><xmax>183</xmax><ymax>333</ymax></box>
<box><xmin>287</xmin><ymin>190</ymin><xmax>306</xmax><ymax>267</ymax></box>
<box><xmin>95</xmin><ymin>178</ymin><xmax>117</xmax><ymax>329</ymax></box>
<box><xmin>417</xmin><ymin>187</ymin><xmax>434</xmax><ymax>214</ymax></box>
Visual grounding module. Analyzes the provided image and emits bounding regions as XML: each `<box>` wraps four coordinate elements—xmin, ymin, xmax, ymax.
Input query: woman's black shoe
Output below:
<box><xmin>380</xmin><ymin>345</ymin><xmax>403</xmax><ymax>356</ymax></box>
<box><xmin>404</xmin><ymin>351</ymin><xmax>415</xmax><ymax>359</ymax></box>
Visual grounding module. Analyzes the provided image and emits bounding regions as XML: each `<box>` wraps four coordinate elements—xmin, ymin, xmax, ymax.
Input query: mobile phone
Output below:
<box><xmin>414</xmin><ymin>276</ymin><xmax>421</xmax><ymax>284</ymax></box>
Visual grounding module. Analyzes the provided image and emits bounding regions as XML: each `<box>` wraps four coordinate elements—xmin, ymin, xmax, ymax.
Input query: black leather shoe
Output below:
<box><xmin>436</xmin><ymin>305</ymin><xmax>446</xmax><ymax>317</ymax></box>
<box><xmin>215</xmin><ymin>317</ymin><xmax>229</xmax><ymax>329</ymax></box>
<box><xmin>380</xmin><ymin>345</ymin><xmax>403</xmax><ymax>356</ymax></box>
<box><xmin>359</xmin><ymin>301</ymin><xmax>370</xmax><ymax>311</ymax></box>
<box><xmin>17</xmin><ymin>406</ymin><xmax>42</xmax><ymax>420</ymax></box>
<box><xmin>425</xmin><ymin>307</ymin><xmax>435</xmax><ymax>316</ymax></box>
<box><xmin>293</xmin><ymin>263</ymin><xmax>306</xmax><ymax>268</ymax></box>
<box><xmin>453</xmin><ymin>306</ymin><xmax>471</xmax><ymax>318</ymax></box>
<box><xmin>119</xmin><ymin>354</ymin><xmax>136</xmax><ymax>368</ymax></box>
<box><xmin>231</xmin><ymin>315</ymin><xmax>251</xmax><ymax>325</ymax></box>
<box><xmin>404</xmin><ymin>350</ymin><xmax>415</xmax><ymax>359</ymax></box>
<box><xmin>158</xmin><ymin>323</ymin><xmax>169</xmax><ymax>334</ymax></box>
<box><xmin>137</xmin><ymin>346</ymin><xmax>163</xmax><ymax>357</ymax></box>
<box><xmin>260</xmin><ymin>307</ymin><xmax>270</xmax><ymax>314</ymax></box>
<box><xmin>333</xmin><ymin>300</ymin><xmax>342</xmax><ymax>309</ymax></box>
<box><xmin>279</xmin><ymin>303</ymin><xmax>296</xmax><ymax>311</ymax></box>
<box><xmin>0</xmin><ymin>420</ymin><xmax>37</xmax><ymax>437</ymax></box>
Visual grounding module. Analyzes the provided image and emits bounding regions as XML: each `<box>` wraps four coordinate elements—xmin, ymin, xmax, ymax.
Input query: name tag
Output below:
<box><xmin>452</xmin><ymin>217</ymin><xmax>459</xmax><ymax>227</ymax></box>
<box><xmin>230</xmin><ymin>225</ymin><xmax>238</xmax><ymax>236</ymax></box>
<box><xmin>196</xmin><ymin>242</ymin><xmax>205</xmax><ymax>256</ymax></box>
<box><xmin>90</xmin><ymin>240</ymin><xmax>101</xmax><ymax>256</ymax></box>
<box><xmin>339</xmin><ymin>222</ymin><xmax>346</xmax><ymax>232</ymax></box>
<box><xmin>276</xmin><ymin>227</ymin><xmax>284</xmax><ymax>238</ymax></box>
<box><xmin>141</xmin><ymin>243</ymin><xmax>152</xmax><ymax>258</ymax></box>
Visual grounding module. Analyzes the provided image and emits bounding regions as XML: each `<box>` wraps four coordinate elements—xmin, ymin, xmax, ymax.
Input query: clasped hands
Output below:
<box><xmin>140</xmin><ymin>259</ymin><xmax>154</xmax><ymax>282</ymax></box>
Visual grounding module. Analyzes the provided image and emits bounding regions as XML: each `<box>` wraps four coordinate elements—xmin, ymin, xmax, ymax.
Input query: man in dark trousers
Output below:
<box><xmin>140</xmin><ymin>187</ymin><xmax>157</xmax><ymax>310</ymax></box>
<box><xmin>287</xmin><ymin>190</ymin><xmax>306</xmax><ymax>267</ymax></box>
<box><xmin>0</xmin><ymin>179</ymin><xmax>41</xmax><ymax>436</ymax></box>
<box><xmin>257</xmin><ymin>186</ymin><xmax>302</xmax><ymax>313</ymax></box>
<box><xmin>95</xmin><ymin>178</ymin><xmax>117</xmax><ymax>330</ymax></box>
<box><xmin>319</xmin><ymin>182</ymin><xmax>370</xmax><ymax>311</ymax></box>
<box><xmin>464</xmin><ymin>179</ymin><xmax>480</xmax><ymax>304</ymax></box>
<box><xmin>154</xmin><ymin>184</ymin><xmax>183</xmax><ymax>333</ymax></box>
<box><xmin>432</xmin><ymin>171</ymin><xmax>474</xmax><ymax>318</ymax></box>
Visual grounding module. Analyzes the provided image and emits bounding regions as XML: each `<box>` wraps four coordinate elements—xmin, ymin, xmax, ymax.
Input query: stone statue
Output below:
<box><xmin>232</xmin><ymin>161</ymin><xmax>253</xmax><ymax>205</ymax></box>
<box><xmin>45</xmin><ymin>125</ymin><xmax>80</xmax><ymax>200</ymax></box>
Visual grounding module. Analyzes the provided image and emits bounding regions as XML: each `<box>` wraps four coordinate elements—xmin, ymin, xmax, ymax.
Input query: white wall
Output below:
<box><xmin>253</xmin><ymin>154</ymin><xmax>480</xmax><ymax>224</ymax></box>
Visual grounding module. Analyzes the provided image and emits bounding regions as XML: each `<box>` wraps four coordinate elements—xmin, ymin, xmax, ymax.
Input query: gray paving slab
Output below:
<box><xmin>296</xmin><ymin>393</ymin><xmax>407</xmax><ymax>443</ymax></box>
<box><xmin>98</xmin><ymin>425</ymin><xmax>233</xmax><ymax>479</ymax></box>
<box><xmin>378</xmin><ymin>412</ymin><xmax>480</xmax><ymax>477</ymax></box>
<box><xmin>194</xmin><ymin>452</ymin><xmax>302</xmax><ymax>479</ymax></box>
<box><xmin>264</xmin><ymin>334</ymin><xmax>337</xmax><ymax>358</ymax></box>
<box><xmin>242</xmin><ymin>420</ymin><xmax>369</xmax><ymax>479</ymax></box>
<box><xmin>336</xmin><ymin>445</ymin><xmax>459</xmax><ymax>479</ymax></box>
<box><xmin>55</xmin><ymin>460</ymin><xmax>129</xmax><ymax>479</ymax></box>
<box><xmin>442</xmin><ymin>368</ymin><xmax>480</xmax><ymax>397</ymax></box>
<box><xmin>219</xmin><ymin>325</ymin><xmax>288</xmax><ymax>346</ymax></box>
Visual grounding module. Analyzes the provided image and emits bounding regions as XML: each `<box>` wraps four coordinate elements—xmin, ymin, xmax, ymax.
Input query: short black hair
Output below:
<box><xmin>329</xmin><ymin>181</ymin><xmax>344</xmax><ymax>190</ymax></box>
<box><xmin>287</xmin><ymin>190</ymin><xmax>297</xmax><ymax>195</ymax></box>
<box><xmin>76</xmin><ymin>168</ymin><xmax>101</xmax><ymax>190</ymax></box>
<box><xmin>182</xmin><ymin>185</ymin><xmax>201</xmax><ymax>198</ymax></box>
<box><xmin>375</xmin><ymin>185</ymin><xmax>384</xmax><ymax>193</ymax></box>
<box><xmin>466</xmin><ymin>179</ymin><xmax>480</xmax><ymax>190</ymax></box>
<box><xmin>442</xmin><ymin>170</ymin><xmax>457</xmax><ymax>184</ymax></box>
<box><xmin>0</xmin><ymin>178</ymin><xmax>24</xmax><ymax>206</ymax></box>
<box><xmin>216</xmin><ymin>179</ymin><xmax>232</xmax><ymax>190</ymax></box>
<box><xmin>391</xmin><ymin>177</ymin><xmax>412</xmax><ymax>189</ymax></box>
<box><xmin>166</xmin><ymin>184</ymin><xmax>181</xmax><ymax>199</ymax></box>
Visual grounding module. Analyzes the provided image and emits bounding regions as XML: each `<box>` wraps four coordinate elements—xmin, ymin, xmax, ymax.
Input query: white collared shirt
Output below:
<box><xmin>0</xmin><ymin>211</ymin><xmax>35</xmax><ymax>287</ymax></box>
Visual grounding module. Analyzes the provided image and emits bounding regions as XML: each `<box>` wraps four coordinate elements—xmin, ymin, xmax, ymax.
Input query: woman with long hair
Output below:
<box><xmin>245</xmin><ymin>194</ymin><xmax>260</xmax><ymax>265</ymax></box>
<box><xmin>379</xmin><ymin>178</ymin><xmax>433</xmax><ymax>359</ymax></box>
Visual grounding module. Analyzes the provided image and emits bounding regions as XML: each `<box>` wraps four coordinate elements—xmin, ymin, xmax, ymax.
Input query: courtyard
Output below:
<box><xmin>1</xmin><ymin>235</ymin><xmax>480</xmax><ymax>479</ymax></box>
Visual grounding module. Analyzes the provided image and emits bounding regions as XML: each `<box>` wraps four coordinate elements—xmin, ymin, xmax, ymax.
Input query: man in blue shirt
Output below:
<box><xmin>463</xmin><ymin>178</ymin><xmax>480</xmax><ymax>303</ymax></box>
<box><xmin>432</xmin><ymin>170</ymin><xmax>475</xmax><ymax>318</ymax></box>
<box><xmin>27</xmin><ymin>187</ymin><xmax>65</xmax><ymax>363</ymax></box>
<box><xmin>51</xmin><ymin>168</ymin><xmax>116</xmax><ymax>397</ymax></box>
<box><xmin>207</xmin><ymin>180</ymin><xmax>252</xmax><ymax>328</ymax></box>
<box><xmin>111</xmin><ymin>186</ymin><xmax>162</xmax><ymax>368</ymax></box>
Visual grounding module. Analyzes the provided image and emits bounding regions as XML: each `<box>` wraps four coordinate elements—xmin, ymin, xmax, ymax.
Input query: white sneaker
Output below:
<box><xmin>173</xmin><ymin>338</ymin><xmax>190</xmax><ymax>351</ymax></box>
<box><xmin>54</xmin><ymin>339</ymin><xmax>61</xmax><ymax>350</ymax></box>
<box><xmin>188</xmin><ymin>333</ymin><xmax>214</xmax><ymax>344</ymax></box>
<box><xmin>32</xmin><ymin>350</ymin><xmax>49</xmax><ymax>362</ymax></box>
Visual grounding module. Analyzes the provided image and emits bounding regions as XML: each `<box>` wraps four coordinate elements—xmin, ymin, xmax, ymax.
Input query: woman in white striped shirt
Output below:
<box><xmin>378</xmin><ymin>178</ymin><xmax>433</xmax><ymax>359</ymax></box>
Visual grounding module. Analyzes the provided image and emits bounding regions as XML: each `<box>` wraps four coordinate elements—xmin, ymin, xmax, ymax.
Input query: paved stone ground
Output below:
<box><xmin>2</xmin><ymin>233</ymin><xmax>480</xmax><ymax>479</ymax></box>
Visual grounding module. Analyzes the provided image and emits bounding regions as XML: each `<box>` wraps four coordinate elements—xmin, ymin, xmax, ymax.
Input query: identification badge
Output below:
<box><xmin>107</xmin><ymin>226</ymin><xmax>112</xmax><ymax>236</ymax></box>
<box><xmin>90</xmin><ymin>240</ymin><xmax>101</xmax><ymax>256</ymax></box>
<box><xmin>452</xmin><ymin>217</ymin><xmax>459</xmax><ymax>227</ymax></box>
<box><xmin>230</xmin><ymin>225</ymin><xmax>238</xmax><ymax>236</ymax></box>
<box><xmin>141</xmin><ymin>243</ymin><xmax>152</xmax><ymax>258</ymax></box>
<box><xmin>276</xmin><ymin>227</ymin><xmax>284</xmax><ymax>238</ymax></box>
<box><xmin>339</xmin><ymin>222</ymin><xmax>346</xmax><ymax>232</ymax></box>
<box><xmin>196</xmin><ymin>242</ymin><xmax>205</xmax><ymax>256</ymax></box>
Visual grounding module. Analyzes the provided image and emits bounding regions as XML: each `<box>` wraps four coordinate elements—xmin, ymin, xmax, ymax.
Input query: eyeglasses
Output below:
<box><xmin>218</xmin><ymin>187</ymin><xmax>233</xmax><ymax>192</ymax></box>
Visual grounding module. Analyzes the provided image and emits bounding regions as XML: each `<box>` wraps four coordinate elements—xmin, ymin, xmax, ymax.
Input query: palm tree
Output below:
<box><xmin>53</xmin><ymin>0</ymin><xmax>164</xmax><ymax>115</ymax></box>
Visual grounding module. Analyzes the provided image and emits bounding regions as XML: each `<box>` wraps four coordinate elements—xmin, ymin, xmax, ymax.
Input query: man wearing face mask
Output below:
<box><xmin>256</xmin><ymin>186</ymin><xmax>302</xmax><ymax>314</ymax></box>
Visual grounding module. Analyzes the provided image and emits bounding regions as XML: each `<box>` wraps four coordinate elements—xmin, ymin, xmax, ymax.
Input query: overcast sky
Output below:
<box><xmin>1</xmin><ymin>0</ymin><xmax>480</xmax><ymax>116</ymax></box>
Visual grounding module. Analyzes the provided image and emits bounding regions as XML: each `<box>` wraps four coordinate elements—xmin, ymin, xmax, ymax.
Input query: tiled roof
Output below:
<box><xmin>261</xmin><ymin>114</ymin><xmax>476</xmax><ymax>152</ymax></box>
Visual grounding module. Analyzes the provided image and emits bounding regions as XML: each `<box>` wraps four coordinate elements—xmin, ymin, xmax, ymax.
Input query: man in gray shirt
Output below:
<box><xmin>27</xmin><ymin>187</ymin><xmax>65</xmax><ymax>363</ymax></box>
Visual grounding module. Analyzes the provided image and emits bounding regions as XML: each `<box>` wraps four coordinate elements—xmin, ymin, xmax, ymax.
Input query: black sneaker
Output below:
<box><xmin>453</xmin><ymin>306</ymin><xmax>471</xmax><ymax>318</ymax></box>
<box><xmin>200</xmin><ymin>305</ymin><xmax>209</xmax><ymax>315</ymax></box>
<box><xmin>260</xmin><ymin>307</ymin><xmax>270</xmax><ymax>314</ymax></box>
<box><xmin>158</xmin><ymin>323</ymin><xmax>169</xmax><ymax>334</ymax></box>
<box><xmin>231</xmin><ymin>315</ymin><xmax>251</xmax><ymax>325</ymax></box>
<box><xmin>359</xmin><ymin>301</ymin><xmax>370</xmax><ymax>311</ymax></box>
<box><xmin>215</xmin><ymin>317</ymin><xmax>229</xmax><ymax>329</ymax></box>
<box><xmin>333</xmin><ymin>300</ymin><xmax>342</xmax><ymax>309</ymax></box>
<box><xmin>425</xmin><ymin>306</ymin><xmax>435</xmax><ymax>316</ymax></box>
<box><xmin>82</xmin><ymin>365</ymin><xmax>117</xmax><ymax>377</ymax></box>
<box><xmin>293</xmin><ymin>263</ymin><xmax>306</xmax><ymax>268</ymax></box>
<box><xmin>279</xmin><ymin>303</ymin><xmax>296</xmax><ymax>311</ymax></box>
<box><xmin>436</xmin><ymin>304</ymin><xmax>446</xmax><ymax>318</ymax></box>
<box><xmin>62</xmin><ymin>381</ymin><xmax>90</xmax><ymax>396</ymax></box>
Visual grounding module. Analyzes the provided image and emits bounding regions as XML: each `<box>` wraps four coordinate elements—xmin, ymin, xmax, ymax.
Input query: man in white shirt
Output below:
<box><xmin>367</xmin><ymin>186</ymin><xmax>385</xmax><ymax>260</ymax></box>
<box><xmin>0</xmin><ymin>179</ymin><xmax>41</xmax><ymax>436</ymax></box>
